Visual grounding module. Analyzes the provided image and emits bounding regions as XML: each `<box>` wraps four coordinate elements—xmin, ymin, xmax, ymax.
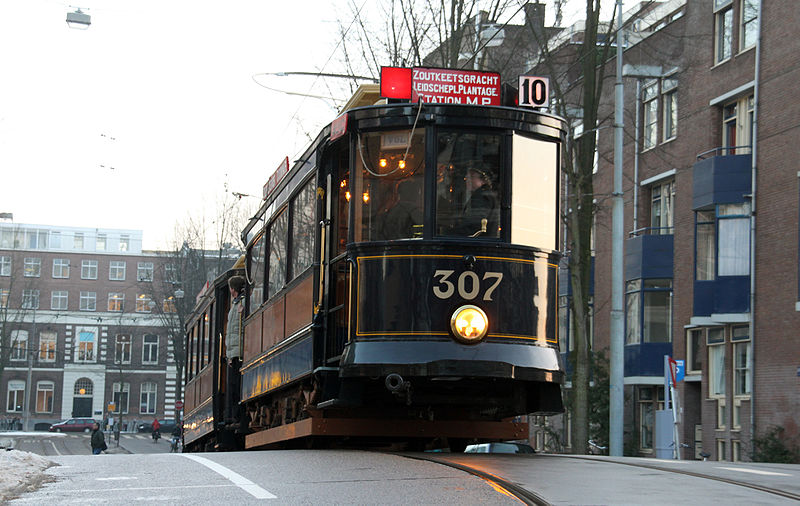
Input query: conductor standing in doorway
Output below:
<box><xmin>225</xmin><ymin>275</ymin><xmax>246</xmax><ymax>424</ymax></box>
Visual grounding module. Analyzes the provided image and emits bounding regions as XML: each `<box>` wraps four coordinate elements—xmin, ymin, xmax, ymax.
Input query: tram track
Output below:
<box><xmin>560</xmin><ymin>455</ymin><xmax>800</xmax><ymax>502</ymax></box>
<box><xmin>399</xmin><ymin>453</ymin><xmax>550</xmax><ymax>505</ymax></box>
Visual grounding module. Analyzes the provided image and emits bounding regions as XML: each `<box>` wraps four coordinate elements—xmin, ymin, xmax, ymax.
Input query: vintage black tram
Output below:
<box><xmin>183</xmin><ymin>78</ymin><xmax>567</xmax><ymax>451</ymax></box>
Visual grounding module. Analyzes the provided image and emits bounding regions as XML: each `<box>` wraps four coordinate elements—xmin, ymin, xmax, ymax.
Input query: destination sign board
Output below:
<box><xmin>380</xmin><ymin>66</ymin><xmax>501</xmax><ymax>106</ymax></box>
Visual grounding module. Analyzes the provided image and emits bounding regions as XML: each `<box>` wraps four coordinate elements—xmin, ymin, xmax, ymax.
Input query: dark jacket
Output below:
<box><xmin>91</xmin><ymin>428</ymin><xmax>105</xmax><ymax>450</ymax></box>
<box><xmin>456</xmin><ymin>186</ymin><xmax>497</xmax><ymax>236</ymax></box>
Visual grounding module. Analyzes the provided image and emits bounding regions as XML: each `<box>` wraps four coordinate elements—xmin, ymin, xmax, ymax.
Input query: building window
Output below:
<box><xmin>140</xmin><ymin>382</ymin><xmax>157</xmax><ymax>414</ymax></box>
<box><xmin>109</xmin><ymin>261</ymin><xmax>126</xmax><ymax>281</ymax></box>
<box><xmin>24</xmin><ymin>257</ymin><xmax>41</xmax><ymax>277</ymax></box>
<box><xmin>48</xmin><ymin>290</ymin><xmax>68</xmax><ymax>311</ymax></box>
<box><xmin>718</xmin><ymin>203</ymin><xmax>750</xmax><ymax>276</ymax></box>
<box><xmin>112</xmin><ymin>382</ymin><xmax>129</xmax><ymax>414</ymax></box>
<box><xmin>162</xmin><ymin>297</ymin><xmax>177</xmax><ymax>313</ymax></box>
<box><xmin>268</xmin><ymin>208</ymin><xmax>289</xmax><ymax>298</ymax></box>
<box><xmin>26</xmin><ymin>230</ymin><xmax>48</xmax><ymax>249</ymax></box>
<box><xmin>722</xmin><ymin>95</ymin><xmax>754</xmax><ymax>154</ymax></box>
<box><xmin>650</xmin><ymin>180</ymin><xmax>674</xmax><ymax>234</ymax></box>
<box><xmin>79</xmin><ymin>291</ymin><xmax>96</xmax><ymax>311</ymax></box>
<box><xmin>119</xmin><ymin>235</ymin><xmax>130</xmax><ymax>252</ymax></box>
<box><xmin>22</xmin><ymin>290</ymin><xmax>40</xmax><ymax>309</ymax></box>
<box><xmin>35</xmin><ymin>381</ymin><xmax>54</xmax><ymax>413</ymax></box>
<box><xmin>290</xmin><ymin>180</ymin><xmax>316</xmax><ymax>279</ymax></box>
<box><xmin>695</xmin><ymin>211</ymin><xmax>716</xmax><ymax>281</ymax></box>
<box><xmin>74</xmin><ymin>232</ymin><xmax>84</xmax><ymax>250</ymax></box>
<box><xmin>732</xmin><ymin>325</ymin><xmax>751</xmax><ymax>396</ymax></box>
<box><xmin>52</xmin><ymin>258</ymin><xmax>70</xmax><ymax>279</ymax></box>
<box><xmin>662</xmin><ymin>78</ymin><xmax>678</xmax><ymax>141</ymax></box>
<box><xmin>717</xmin><ymin>439</ymin><xmax>727</xmax><ymax>461</ymax></box>
<box><xmin>686</xmin><ymin>329</ymin><xmax>703</xmax><ymax>374</ymax></box>
<box><xmin>10</xmin><ymin>330</ymin><xmax>28</xmax><ymax>361</ymax></box>
<box><xmin>0</xmin><ymin>255</ymin><xmax>10</xmax><ymax>276</ymax></box>
<box><xmin>642</xmin><ymin>80</ymin><xmax>658</xmax><ymax>150</ymax></box>
<box><xmin>50</xmin><ymin>231</ymin><xmax>62</xmax><ymax>249</ymax></box>
<box><xmin>137</xmin><ymin>262</ymin><xmax>154</xmax><ymax>282</ymax></box>
<box><xmin>97</xmin><ymin>234</ymin><xmax>107</xmax><ymax>251</ymax></box>
<box><xmin>136</xmin><ymin>294</ymin><xmax>153</xmax><ymax>313</ymax></box>
<box><xmin>0</xmin><ymin>289</ymin><xmax>9</xmax><ymax>308</ymax></box>
<box><xmin>108</xmin><ymin>292</ymin><xmax>124</xmax><ymax>312</ymax></box>
<box><xmin>708</xmin><ymin>327</ymin><xmax>726</xmax><ymax>398</ymax></box>
<box><xmin>75</xmin><ymin>328</ymin><xmax>97</xmax><ymax>362</ymax></box>
<box><xmin>39</xmin><ymin>331</ymin><xmax>57</xmax><ymax>362</ymax></box>
<box><xmin>115</xmin><ymin>334</ymin><xmax>131</xmax><ymax>364</ymax></box>
<box><xmin>142</xmin><ymin>334</ymin><xmax>159</xmax><ymax>364</ymax></box>
<box><xmin>164</xmin><ymin>264</ymin><xmax>177</xmax><ymax>283</ymax></box>
<box><xmin>81</xmin><ymin>260</ymin><xmax>98</xmax><ymax>280</ymax></box>
<box><xmin>626</xmin><ymin>279</ymin><xmax>672</xmax><ymax>344</ymax></box>
<box><xmin>739</xmin><ymin>0</ymin><xmax>758</xmax><ymax>50</ymax></box>
<box><xmin>74</xmin><ymin>378</ymin><xmax>93</xmax><ymax>396</ymax></box>
<box><xmin>638</xmin><ymin>386</ymin><xmax>664</xmax><ymax>451</ymax></box>
<box><xmin>714</xmin><ymin>0</ymin><xmax>733</xmax><ymax>63</ymax></box>
<box><xmin>6</xmin><ymin>380</ymin><xmax>25</xmax><ymax>412</ymax></box>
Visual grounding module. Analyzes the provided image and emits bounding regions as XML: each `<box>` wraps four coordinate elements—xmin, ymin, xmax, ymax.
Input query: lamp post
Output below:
<box><xmin>66</xmin><ymin>8</ymin><xmax>91</xmax><ymax>29</ymax></box>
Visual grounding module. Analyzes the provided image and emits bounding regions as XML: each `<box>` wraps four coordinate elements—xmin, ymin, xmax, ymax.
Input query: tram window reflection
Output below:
<box><xmin>353</xmin><ymin>129</ymin><xmax>425</xmax><ymax>241</ymax></box>
<box><xmin>436</xmin><ymin>130</ymin><xmax>501</xmax><ymax>238</ymax></box>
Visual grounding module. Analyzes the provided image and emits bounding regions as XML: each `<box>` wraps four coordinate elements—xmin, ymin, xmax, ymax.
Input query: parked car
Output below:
<box><xmin>137</xmin><ymin>419</ymin><xmax>178</xmax><ymax>434</ymax></box>
<box><xmin>464</xmin><ymin>442</ymin><xmax>535</xmax><ymax>454</ymax></box>
<box><xmin>49</xmin><ymin>418</ymin><xmax>99</xmax><ymax>433</ymax></box>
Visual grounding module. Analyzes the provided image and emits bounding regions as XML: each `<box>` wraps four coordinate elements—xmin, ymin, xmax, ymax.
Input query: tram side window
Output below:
<box><xmin>268</xmin><ymin>209</ymin><xmax>289</xmax><ymax>298</ymax></box>
<box><xmin>436</xmin><ymin>130</ymin><xmax>501</xmax><ymax>238</ymax></box>
<box><xmin>248</xmin><ymin>233</ymin><xmax>265</xmax><ymax>314</ymax></box>
<box><xmin>353</xmin><ymin>129</ymin><xmax>426</xmax><ymax>242</ymax></box>
<box><xmin>290</xmin><ymin>180</ymin><xmax>316</xmax><ymax>279</ymax></box>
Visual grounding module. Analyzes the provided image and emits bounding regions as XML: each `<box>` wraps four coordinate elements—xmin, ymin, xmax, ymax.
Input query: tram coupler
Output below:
<box><xmin>385</xmin><ymin>373</ymin><xmax>413</xmax><ymax>405</ymax></box>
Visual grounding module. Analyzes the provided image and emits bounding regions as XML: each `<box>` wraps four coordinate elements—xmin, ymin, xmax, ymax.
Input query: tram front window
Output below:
<box><xmin>353</xmin><ymin>129</ymin><xmax>425</xmax><ymax>241</ymax></box>
<box><xmin>436</xmin><ymin>131</ymin><xmax>501</xmax><ymax>238</ymax></box>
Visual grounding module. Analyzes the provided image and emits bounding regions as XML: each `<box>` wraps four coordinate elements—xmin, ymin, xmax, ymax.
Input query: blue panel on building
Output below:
<box><xmin>625</xmin><ymin>342</ymin><xmax>673</xmax><ymax>377</ymax></box>
<box><xmin>692</xmin><ymin>154</ymin><xmax>752</xmax><ymax>210</ymax></box>
<box><xmin>625</xmin><ymin>234</ymin><xmax>674</xmax><ymax>281</ymax></box>
<box><xmin>693</xmin><ymin>276</ymin><xmax>749</xmax><ymax>316</ymax></box>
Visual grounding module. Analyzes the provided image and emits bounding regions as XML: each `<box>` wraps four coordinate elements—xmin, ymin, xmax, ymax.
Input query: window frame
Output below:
<box><xmin>112</xmin><ymin>382</ymin><xmax>130</xmax><ymax>414</ymax></box>
<box><xmin>714</xmin><ymin>2</ymin><xmax>733</xmax><ymax>64</ymax></box>
<box><xmin>739</xmin><ymin>0</ymin><xmax>758</xmax><ymax>51</ymax></box>
<box><xmin>23</xmin><ymin>257</ymin><xmax>41</xmax><ymax>277</ymax></box>
<box><xmin>642</xmin><ymin>80</ymin><xmax>659</xmax><ymax>150</ymax></box>
<box><xmin>115</xmin><ymin>334</ymin><xmax>132</xmax><ymax>365</ymax></box>
<box><xmin>35</xmin><ymin>381</ymin><xmax>54</xmax><ymax>413</ymax></box>
<box><xmin>137</xmin><ymin>262</ymin><xmax>154</xmax><ymax>282</ymax></box>
<box><xmin>79</xmin><ymin>291</ymin><xmax>97</xmax><ymax>311</ymax></box>
<box><xmin>108</xmin><ymin>292</ymin><xmax>124</xmax><ymax>312</ymax></box>
<box><xmin>6</xmin><ymin>380</ymin><xmax>25</xmax><ymax>412</ymax></box>
<box><xmin>10</xmin><ymin>330</ymin><xmax>28</xmax><ymax>361</ymax></box>
<box><xmin>0</xmin><ymin>255</ymin><xmax>11</xmax><ymax>276</ymax></box>
<box><xmin>52</xmin><ymin>258</ymin><xmax>70</xmax><ymax>279</ymax></box>
<box><xmin>81</xmin><ymin>260</ymin><xmax>98</xmax><ymax>280</ymax></box>
<box><xmin>136</xmin><ymin>294</ymin><xmax>153</xmax><ymax>313</ymax></box>
<box><xmin>22</xmin><ymin>289</ymin><xmax>40</xmax><ymax>309</ymax></box>
<box><xmin>661</xmin><ymin>78</ymin><xmax>678</xmax><ymax>142</ymax></box>
<box><xmin>650</xmin><ymin>180</ymin><xmax>675</xmax><ymax>234</ymax></box>
<box><xmin>140</xmin><ymin>382</ymin><xmax>157</xmax><ymax>414</ymax></box>
<box><xmin>707</xmin><ymin>327</ymin><xmax>726</xmax><ymax>399</ymax></box>
<box><xmin>686</xmin><ymin>328</ymin><xmax>703</xmax><ymax>374</ymax></box>
<box><xmin>38</xmin><ymin>331</ymin><xmax>57</xmax><ymax>362</ymax></box>
<box><xmin>732</xmin><ymin>325</ymin><xmax>751</xmax><ymax>397</ymax></box>
<box><xmin>109</xmin><ymin>260</ymin><xmax>126</xmax><ymax>281</ymax></box>
<box><xmin>142</xmin><ymin>334</ymin><xmax>159</xmax><ymax>364</ymax></box>
<box><xmin>75</xmin><ymin>327</ymin><xmax>97</xmax><ymax>363</ymax></box>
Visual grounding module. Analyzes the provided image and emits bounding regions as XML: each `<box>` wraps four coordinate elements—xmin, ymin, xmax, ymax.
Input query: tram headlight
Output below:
<box><xmin>450</xmin><ymin>305</ymin><xmax>488</xmax><ymax>343</ymax></box>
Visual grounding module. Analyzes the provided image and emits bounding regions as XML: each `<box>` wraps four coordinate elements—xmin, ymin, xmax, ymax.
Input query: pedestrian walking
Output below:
<box><xmin>90</xmin><ymin>422</ymin><xmax>107</xmax><ymax>455</ymax></box>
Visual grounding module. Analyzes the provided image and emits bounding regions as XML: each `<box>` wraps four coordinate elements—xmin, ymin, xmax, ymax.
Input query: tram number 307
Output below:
<box><xmin>432</xmin><ymin>270</ymin><xmax>503</xmax><ymax>301</ymax></box>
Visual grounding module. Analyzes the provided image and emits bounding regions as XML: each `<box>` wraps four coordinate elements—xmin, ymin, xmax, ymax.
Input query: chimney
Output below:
<box><xmin>524</xmin><ymin>2</ymin><xmax>546</xmax><ymax>37</ymax></box>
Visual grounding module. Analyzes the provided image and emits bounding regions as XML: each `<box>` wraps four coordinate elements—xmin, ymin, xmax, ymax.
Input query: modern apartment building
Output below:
<box><xmin>1</xmin><ymin>222</ymin><xmax>182</xmax><ymax>430</ymax></box>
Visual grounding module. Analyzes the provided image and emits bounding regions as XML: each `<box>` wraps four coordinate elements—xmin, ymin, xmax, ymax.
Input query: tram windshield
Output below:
<box><xmin>436</xmin><ymin>130</ymin><xmax>501</xmax><ymax>238</ymax></box>
<box><xmin>353</xmin><ymin>128</ymin><xmax>426</xmax><ymax>241</ymax></box>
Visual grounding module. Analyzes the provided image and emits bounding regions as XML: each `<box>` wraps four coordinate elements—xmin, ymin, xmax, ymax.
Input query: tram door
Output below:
<box><xmin>320</xmin><ymin>139</ymin><xmax>351</xmax><ymax>365</ymax></box>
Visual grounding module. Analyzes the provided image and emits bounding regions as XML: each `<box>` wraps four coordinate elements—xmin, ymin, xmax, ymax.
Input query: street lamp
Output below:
<box><xmin>66</xmin><ymin>8</ymin><xmax>91</xmax><ymax>30</ymax></box>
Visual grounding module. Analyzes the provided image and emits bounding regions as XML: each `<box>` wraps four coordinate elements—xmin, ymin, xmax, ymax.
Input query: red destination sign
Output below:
<box><xmin>411</xmin><ymin>67</ymin><xmax>501</xmax><ymax>105</ymax></box>
<box><xmin>263</xmin><ymin>156</ymin><xmax>290</xmax><ymax>200</ymax></box>
<box><xmin>330</xmin><ymin>113</ymin><xmax>348</xmax><ymax>141</ymax></box>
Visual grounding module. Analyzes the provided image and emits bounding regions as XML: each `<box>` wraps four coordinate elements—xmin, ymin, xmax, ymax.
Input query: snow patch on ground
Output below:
<box><xmin>0</xmin><ymin>449</ymin><xmax>57</xmax><ymax>502</ymax></box>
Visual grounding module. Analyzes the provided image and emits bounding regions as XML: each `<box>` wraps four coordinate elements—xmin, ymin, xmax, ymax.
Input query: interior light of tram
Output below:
<box><xmin>345</xmin><ymin>191</ymin><xmax>351</xmax><ymax>201</ymax></box>
<box><xmin>362</xmin><ymin>192</ymin><xmax>370</xmax><ymax>203</ymax></box>
<box><xmin>398</xmin><ymin>160</ymin><xmax>406</xmax><ymax>169</ymax></box>
<box><xmin>379</xmin><ymin>158</ymin><xmax>388</xmax><ymax>168</ymax></box>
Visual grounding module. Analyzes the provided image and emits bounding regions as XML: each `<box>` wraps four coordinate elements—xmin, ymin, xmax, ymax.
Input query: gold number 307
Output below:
<box><xmin>432</xmin><ymin>270</ymin><xmax>503</xmax><ymax>301</ymax></box>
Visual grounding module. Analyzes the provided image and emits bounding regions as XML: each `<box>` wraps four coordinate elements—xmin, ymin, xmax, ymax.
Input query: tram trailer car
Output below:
<box><xmin>184</xmin><ymin>82</ymin><xmax>567</xmax><ymax>452</ymax></box>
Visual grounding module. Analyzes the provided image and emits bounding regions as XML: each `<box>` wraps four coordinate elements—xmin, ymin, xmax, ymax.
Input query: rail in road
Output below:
<box><xmin>416</xmin><ymin>452</ymin><xmax>800</xmax><ymax>505</ymax></box>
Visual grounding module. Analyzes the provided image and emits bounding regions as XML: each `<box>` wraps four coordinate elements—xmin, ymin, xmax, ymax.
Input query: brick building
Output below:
<box><xmin>1</xmin><ymin>222</ymin><xmax>182</xmax><ymax>430</ymax></box>
<box><xmin>580</xmin><ymin>0</ymin><xmax>799</xmax><ymax>460</ymax></box>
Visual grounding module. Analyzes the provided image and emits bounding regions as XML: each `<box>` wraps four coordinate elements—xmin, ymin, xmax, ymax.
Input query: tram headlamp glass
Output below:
<box><xmin>450</xmin><ymin>305</ymin><xmax>488</xmax><ymax>343</ymax></box>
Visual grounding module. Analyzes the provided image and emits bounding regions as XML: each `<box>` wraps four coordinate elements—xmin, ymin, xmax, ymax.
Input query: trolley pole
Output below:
<box><xmin>609</xmin><ymin>0</ymin><xmax>625</xmax><ymax>457</ymax></box>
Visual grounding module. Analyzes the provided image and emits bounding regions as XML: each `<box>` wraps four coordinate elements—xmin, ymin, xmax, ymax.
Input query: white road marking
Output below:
<box><xmin>48</xmin><ymin>439</ymin><xmax>62</xmax><ymax>456</ymax></box>
<box><xmin>180</xmin><ymin>454</ymin><xmax>277</xmax><ymax>499</ymax></box>
<box><xmin>716</xmin><ymin>466</ymin><xmax>792</xmax><ymax>476</ymax></box>
<box><xmin>97</xmin><ymin>476</ymin><xmax>138</xmax><ymax>481</ymax></box>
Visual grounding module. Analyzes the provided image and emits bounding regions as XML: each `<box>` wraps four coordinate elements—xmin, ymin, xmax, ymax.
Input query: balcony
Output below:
<box><xmin>625</xmin><ymin>228</ymin><xmax>673</xmax><ymax>281</ymax></box>
<box><xmin>693</xmin><ymin>148</ymin><xmax>752</xmax><ymax>210</ymax></box>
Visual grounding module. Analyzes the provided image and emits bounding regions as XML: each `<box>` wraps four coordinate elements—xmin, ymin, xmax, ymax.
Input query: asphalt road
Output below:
<box><xmin>11</xmin><ymin>450</ymin><xmax>518</xmax><ymax>505</ymax></box>
<box><xmin>4</xmin><ymin>432</ymin><xmax>173</xmax><ymax>456</ymax></box>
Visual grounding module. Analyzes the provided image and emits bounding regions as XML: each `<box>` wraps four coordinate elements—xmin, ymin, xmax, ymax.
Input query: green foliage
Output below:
<box><xmin>751</xmin><ymin>426</ymin><xmax>800</xmax><ymax>463</ymax></box>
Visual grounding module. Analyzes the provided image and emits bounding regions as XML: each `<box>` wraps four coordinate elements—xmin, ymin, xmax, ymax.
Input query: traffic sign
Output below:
<box><xmin>175</xmin><ymin>400</ymin><xmax>184</xmax><ymax>410</ymax></box>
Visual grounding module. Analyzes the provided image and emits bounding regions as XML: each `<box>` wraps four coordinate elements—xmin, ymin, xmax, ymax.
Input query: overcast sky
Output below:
<box><xmin>0</xmin><ymin>0</ymin><xmax>617</xmax><ymax>250</ymax></box>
